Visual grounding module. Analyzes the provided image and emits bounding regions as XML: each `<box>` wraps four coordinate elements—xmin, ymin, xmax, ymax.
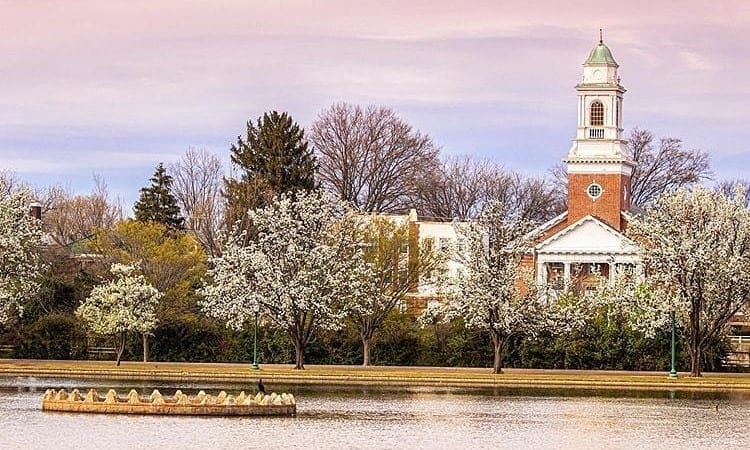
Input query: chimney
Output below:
<box><xmin>29</xmin><ymin>202</ymin><xmax>42</xmax><ymax>220</ymax></box>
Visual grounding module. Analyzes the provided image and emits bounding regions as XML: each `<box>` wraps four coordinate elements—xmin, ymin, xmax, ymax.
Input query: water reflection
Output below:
<box><xmin>1</xmin><ymin>376</ymin><xmax>749</xmax><ymax>449</ymax></box>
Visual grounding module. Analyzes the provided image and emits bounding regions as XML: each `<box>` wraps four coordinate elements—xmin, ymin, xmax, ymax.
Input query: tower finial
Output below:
<box><xmin>599</xmin><ymin>28</ymin><xmax>603</xmax><ymax>44</ymax></box>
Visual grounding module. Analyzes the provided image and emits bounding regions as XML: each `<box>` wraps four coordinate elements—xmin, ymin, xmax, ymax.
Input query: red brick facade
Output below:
<box><xmin>567</xmin><ymin>172</ymin><xmax>631</xmax><ymax>231</ymax></box>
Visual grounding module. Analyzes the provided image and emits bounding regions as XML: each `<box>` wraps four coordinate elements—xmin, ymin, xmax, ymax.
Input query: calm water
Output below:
<box><xmin>1</xmin><ymin>377</ymin><xmax>749</xmax><ymax>449</ymax></box>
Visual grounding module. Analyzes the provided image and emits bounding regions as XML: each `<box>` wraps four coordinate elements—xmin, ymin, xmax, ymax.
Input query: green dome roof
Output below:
<box><xmin>585</xmin><ymin>41</ymin><xmax>618</xmax><ymax>65</ymax></box>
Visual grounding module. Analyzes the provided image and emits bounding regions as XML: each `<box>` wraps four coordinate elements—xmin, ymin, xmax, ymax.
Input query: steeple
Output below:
<box><xmin>565</xmin><ymin>37</ymin><xmax>635</xmax><ymax>231</ymax></box>
<box><xmin>567</xmin><ymin>36</ymin><xmax>629</xmax><ymax>158</ymax></box>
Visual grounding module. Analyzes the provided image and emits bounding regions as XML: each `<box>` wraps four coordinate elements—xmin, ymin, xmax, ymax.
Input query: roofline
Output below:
<box><xmin>533</xmin><ymin>214</ymin><xmax>637</xmax><ymax>251</ymax></box>
<box><xmin>525</xmin><ymin>211</ymin><xmax>568</xmax><ymax>241</ymax></box>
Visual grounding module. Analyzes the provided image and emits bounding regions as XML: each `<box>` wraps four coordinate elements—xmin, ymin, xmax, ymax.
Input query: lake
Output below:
<box><xmin>1</xmin><ymin>377</ymin><xmax>749</xmax><ymax>449</ymax></box>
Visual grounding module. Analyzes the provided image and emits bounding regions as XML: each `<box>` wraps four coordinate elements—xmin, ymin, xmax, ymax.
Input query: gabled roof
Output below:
<box><xmin>534</xmin><ymin>215</ymin><xmax>638</xmax><ymax>255</ymax></box>
<box><xmin>525</xmin><ymin>211</ymin><xmax>568</xmax><ymax>241</ymax></box>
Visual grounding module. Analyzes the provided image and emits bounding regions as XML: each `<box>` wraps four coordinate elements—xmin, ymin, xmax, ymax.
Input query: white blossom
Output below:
<box><xmin>346</xmin><ymin>215</ymin><xmax>446</xmax><ymax>365</ymax></box>
<box><xmin>0</xmin><ymin>189</ymin><xmax>45</xmax><ymax>324</ymax></box>
<box><xmin>607</xmin><ymin>186</ymin><xmax>750</xmax><ymax>376</ymax></box>
<box><xmin>439</xmin><ymin>202</ymin><xmax>589</xmax><ymax>373</ymax></box>
<box><xmin>200</xmin><ymin>190</ymin><xmax>362</xmax><ymax>369</ymax></box>
<box><xmin>75</xmin><ymin>263</ymin><xmax>162</xmax><ymax>358</ymax></box>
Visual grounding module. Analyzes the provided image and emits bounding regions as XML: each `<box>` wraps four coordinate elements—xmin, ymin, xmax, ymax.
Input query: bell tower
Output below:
<box><xmin>565</xmin><ymin>34</ymin><xmax>635</xmax><ymax>231</ymax></box>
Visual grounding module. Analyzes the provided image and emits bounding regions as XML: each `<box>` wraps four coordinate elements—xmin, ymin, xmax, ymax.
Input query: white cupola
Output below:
<box><xmin>567</xmin><ymin>33</ymin><xmax>630</xmax><ymax>159</ymax></box>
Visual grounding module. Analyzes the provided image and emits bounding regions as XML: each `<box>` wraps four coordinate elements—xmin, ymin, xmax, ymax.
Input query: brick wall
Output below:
<box><xmin>567</xmin><ymin>173</ymin><xmax>630</xmax><ymax>231</ymax></box>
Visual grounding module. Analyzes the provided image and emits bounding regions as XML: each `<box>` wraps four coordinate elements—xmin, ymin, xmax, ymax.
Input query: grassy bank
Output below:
<box><xmin>2</xmin><ymin>359</ymin><xmax>750</xmax><ymax>391</ymax></box>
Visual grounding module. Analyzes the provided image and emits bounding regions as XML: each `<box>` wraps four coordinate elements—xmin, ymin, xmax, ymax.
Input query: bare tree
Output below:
<box><xmin>412</xmin><ymin>156</ymin><xmax>562</xmax><ymax>223</ymax></box>
<box><xmin>550</xmin><ymin>128</ymin><xmax>711</xmax><ymax>207</ymax></box>
<box><xmin>498</xmin><ymin>173</ymin><xmax>565</xmax><ymax>223</ymax></box>
<box><xmin>0</xmin><ymin>171</ymin><xmax>64</xmax><ymax>212</ymax></box>
<box><xmin>0</xmin><ymin>170</ymin><xmax>21</xmax><ymax>197</ymax></box>
<box><xmin>311</xmin><ymin>103</ymin><xmax>441</xmax><ymax>213</ymax></box>
<box><xmin>628</xmin><ymin>128</ymin><xmax>711</xmax><ymax>206</ymax></box>
<box><xmin>716</xmin><ymin>179</ymin><xmax>750</xmax><ymax>206</ymax></box>
<box><xmin>170</xmin><ymin>148</ymin><xmax>225</xmax><ymax>256</ymax></box>
<box><xmin>43</xmin><ymin>175</ymin><xmax>123</xmax><ymax>247</ymax></box>
<box><xmin>411</xmin><ymin>156</ymin><xmax>507</xmax><ymax>220</ymax></box>
<box><xmin>547</xmin><ymin>162</ymin><xmax>568</xmax><ymax>208</ymax></box>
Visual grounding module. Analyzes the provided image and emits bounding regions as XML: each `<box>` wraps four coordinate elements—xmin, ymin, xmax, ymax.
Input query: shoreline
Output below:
<box><xmin>2</xmin><ymin>359</ymin><xmax>750</xmax><ymax>392</ymax></box>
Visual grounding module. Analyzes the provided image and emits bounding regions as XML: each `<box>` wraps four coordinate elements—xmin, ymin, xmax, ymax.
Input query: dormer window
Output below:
<box><xmin>590</xmin><ymin>101</ymin><xmax>604</xmax><ymax>126</ymax></box>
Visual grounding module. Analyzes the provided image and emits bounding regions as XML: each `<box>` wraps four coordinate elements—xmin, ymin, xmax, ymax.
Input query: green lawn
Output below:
<box><xmin>2</xmin><ymin>359</ymin><xmax>750</xmax><ymax>391</ymax></box>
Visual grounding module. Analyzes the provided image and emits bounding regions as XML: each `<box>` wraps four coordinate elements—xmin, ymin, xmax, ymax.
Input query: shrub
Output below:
<box><xmin>16</xmin><ymin>313</ymin><xmax>87</xmax><ymax>359</ymax></box>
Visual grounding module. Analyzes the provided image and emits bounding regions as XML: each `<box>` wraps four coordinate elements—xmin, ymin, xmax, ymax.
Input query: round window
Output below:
<box><xmin>587</xmin><ymin>183</ymin><xmax>603</xmax><ymax>200</ymax></box>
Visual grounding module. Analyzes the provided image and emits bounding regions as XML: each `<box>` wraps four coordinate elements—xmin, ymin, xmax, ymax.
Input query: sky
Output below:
<box><xmin>2</xmin><ymin>0</ymin><xmax>749</xmax><ymax>212</ymax></box>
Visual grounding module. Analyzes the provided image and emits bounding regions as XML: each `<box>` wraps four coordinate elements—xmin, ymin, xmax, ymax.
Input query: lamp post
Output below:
<box><xmin>668</xmin><ymin>309</ymin><xmax>677</xmax><ymax>378</ymax></box>
<box><xmin>252</xmin><ymin>304</ymin><xmax>260</xmax><ymax>370</ymax></box>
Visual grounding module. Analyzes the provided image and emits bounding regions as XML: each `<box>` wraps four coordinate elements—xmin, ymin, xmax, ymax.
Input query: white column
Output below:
<box><xmin>563</xmin><ymin>262</ymin><xmax>571</xmax><ymax>280</ymax></box>
<box><xmin>537</xmin><ymin>262</ymin><xmax>547</xmax><ymax>284</ymax></box>
<box><xmin>608</xmin><ymin>262</ymin><xmax>616</xmax><ymax>285</ymax></box>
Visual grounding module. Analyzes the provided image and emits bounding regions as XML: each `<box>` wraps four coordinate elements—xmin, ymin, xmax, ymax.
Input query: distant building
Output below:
<box><xmin>524</xmin><ymin>38</ymin><xmax>640</xmax><ymax>293</ymax></box>
<box><xmin>369</xmin><ymin>209</ymin><xmax>466</xmax><ymax>313</ymax></box>
<box><xmin>392</xmin><ymin>39</ymin><xmax>643</xmax><ymax>308</ymax></box>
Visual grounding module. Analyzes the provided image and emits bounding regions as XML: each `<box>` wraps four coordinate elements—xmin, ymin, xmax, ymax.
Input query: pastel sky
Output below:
<box><xmin>2</xmin><ymin>0</ymin><xmax>749</xmax><ymax>211</ymax></box>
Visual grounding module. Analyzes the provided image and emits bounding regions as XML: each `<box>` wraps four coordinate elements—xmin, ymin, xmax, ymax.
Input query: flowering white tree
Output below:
<box><xmin>201</xmin><ymin>190</ymin><xmax>363</xmax><ymax>369</ymax></box>
<box><xmin>75</xmin><ymin>263</ymin><xmax>162</xmax><ymax>366</ymax></box>
<box><xmin>436</xmin><ymin>203</ymin><xmax>588</xmax><ymax>374</ymax></box>
<box><xmin>0</xmin><ymin>189</ymin><xmax>45</xmax><ymax>325</ymax></box>
<box><xmin>349</xmin><ymin>216</ymin><xmax>444</xmax><ymax>366</ymax></box>
<box><xmin>615</xmin><ymin>186</ymin><xmax>750</xmax><ymax>377</ymax></box>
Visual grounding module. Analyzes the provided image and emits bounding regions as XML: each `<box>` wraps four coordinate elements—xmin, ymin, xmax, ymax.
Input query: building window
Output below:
<box><xmin>438</xmin><ymin>238</ymin><xmax>451</xmax><ymax>253</ymax></box>
<box><xmin>590</xmin><ymin>101</ymin><xmax>604</xmax><ymax>126</ymax></box>
<box><xmin>587</xmin><ymin>183</ymin><xmax>603</xmax><ymax>200</ymax></box>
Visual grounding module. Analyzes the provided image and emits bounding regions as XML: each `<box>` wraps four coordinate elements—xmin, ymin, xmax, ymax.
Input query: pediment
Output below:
<box><xmin>534</xmin><ymin>215</ymin><xmax>637</xmax><ymax>255</ymax></box>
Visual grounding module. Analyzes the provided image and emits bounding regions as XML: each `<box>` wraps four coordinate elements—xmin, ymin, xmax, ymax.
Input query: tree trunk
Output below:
<box><xmin>293</xmin><ymin>341</ymin><xmax>305</xmax><ymax>370</ymax></box>
<box><xmin>142</xmin><ymin>333</ymin><xmax>149</xmax><ymax>363</ymax></box>
<box><xmin>362</xmin><ymin>336</ymin><xmax>372</xmax><ymax>367</ymax></box>
<box><xmin>491</xmin><ymin>333</ymin><xmax>505</xmax><ymax>374</ymax></box>
<box><xmin>689</xmin><ymin>309</ymin><xmax>702</xmax><ymax>377</ymax></box>
<box><xmin>115</xmin><ymin>332</ymin><xmax>126</xmax><ymax>367</ymax></box>
<box><xmin>689</xmin><ymin>346</ymin><xmax>702</xmax><ymax>377</ymax></box>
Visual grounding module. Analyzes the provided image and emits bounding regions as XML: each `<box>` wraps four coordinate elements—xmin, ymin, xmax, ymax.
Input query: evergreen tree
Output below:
<box><xmin>134</xmin><ymin>163</ymin><xmax>185</xmax><ymax>230</ymax></box>
<box><xmin>224</xmin><ymin>111</ymin><xmax>317</xmax><ymax>228</ymax></box>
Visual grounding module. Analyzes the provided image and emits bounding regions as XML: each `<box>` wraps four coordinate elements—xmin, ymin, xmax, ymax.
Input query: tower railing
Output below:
<box><xmin>587</xmin><ymin>127</ymin><xmax>605</xmax><ymax>139</ymax></box>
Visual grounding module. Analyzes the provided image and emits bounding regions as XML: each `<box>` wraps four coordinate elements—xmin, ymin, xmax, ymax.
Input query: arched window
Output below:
<box><xmin>590</xmin><ymin>101</ymin><xmax>604</xmax><ymax>126</ymax></box>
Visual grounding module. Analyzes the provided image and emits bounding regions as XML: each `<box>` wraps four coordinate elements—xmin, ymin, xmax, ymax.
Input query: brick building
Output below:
<box><xmin>526</xmin><ymin>38</ymin><xmax>639</xmax><ymax>291</ymax></box>
<box><xmin>368</xmin><ymin>209</ymin><xmax>466</xmax><ymax>312</ymax></box>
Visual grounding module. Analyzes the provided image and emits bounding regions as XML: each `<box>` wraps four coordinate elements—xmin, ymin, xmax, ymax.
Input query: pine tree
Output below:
<box><xmin>134</xmin><ymin>163</ymin><xmax>185</xmax><ymax>230</ymax></box>
<box><xmin>224</xmin><ymin>111</ymin><xmax>317</xmax><ymax>228</ymax></box>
